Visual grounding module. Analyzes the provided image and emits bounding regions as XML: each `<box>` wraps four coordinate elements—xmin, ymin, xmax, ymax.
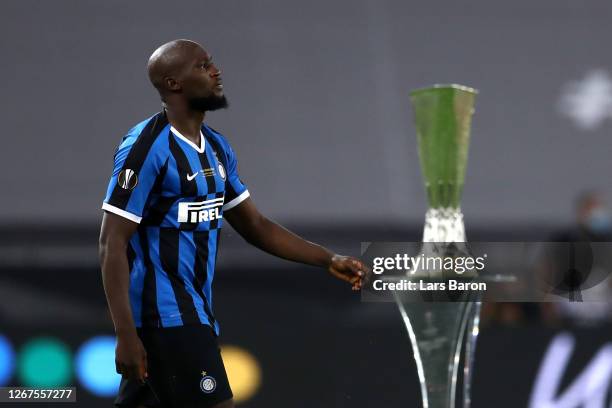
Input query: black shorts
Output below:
<box><xmin>115</xmin><ymin>325</ymin><xmax>233</xmax><ymax>408</ymax></box>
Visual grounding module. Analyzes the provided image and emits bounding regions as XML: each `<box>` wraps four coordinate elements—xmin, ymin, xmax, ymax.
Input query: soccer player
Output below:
<box><xmin>99</xmin><ymin>39</ymin><xmax>367</xmax><ymax>408</ymax></box>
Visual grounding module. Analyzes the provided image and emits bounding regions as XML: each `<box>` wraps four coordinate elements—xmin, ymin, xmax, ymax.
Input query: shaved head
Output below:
<box><xmin>146</xmin><ymin>39</ymin><xmax>227</xmax><ymax>112</ymax></box>
<box><xmin>147</xmin><ymin>39</ymin><xmax>228</xmax><ymax>112</ymax></box>
<box><xmin>147</xmin><ymin>39</ymin><xmax>203</xmax><ymax>90</ymax></box>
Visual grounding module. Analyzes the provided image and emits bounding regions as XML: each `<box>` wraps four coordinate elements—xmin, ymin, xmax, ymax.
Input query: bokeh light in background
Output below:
<box><xmin>0</xmin><ymin>335</ymin><xmax>15</xmax><ymax>386</ymax></box>
<box><xmin>17</xmin><ymin>337</ymin><xmax>72</xmax><ymax>387</ymax></box>
<box><xmin>75</xmin><ymin>336</ymin><xmax>121</xmax><ymax>397</ymax></box>
<box><xmin>221</xmin><ymin>345</ymin><xmax>262</xmax><ymax>403</ymax></box>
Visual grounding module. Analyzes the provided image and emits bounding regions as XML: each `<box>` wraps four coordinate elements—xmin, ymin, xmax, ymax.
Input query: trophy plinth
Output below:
<box><xmin>396</xmin><ymin>84</ymin><xmax>482</xmax><ymax>408</ymax></box>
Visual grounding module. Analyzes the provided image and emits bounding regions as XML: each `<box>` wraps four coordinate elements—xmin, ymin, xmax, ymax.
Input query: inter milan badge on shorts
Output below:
<box><xmin>117</xmin><ymin>169</ymin><xmax>138</xmax><ymax>190</ymax></box>
<box><xmin>200</xmin><ymin>371</ymin><xmax>216</xmax><ymax>394</ymax></box>
<box><xmin>217</xmin><ymin>163</ymin><xmax>226</xmax><ymax>181</ymax></box>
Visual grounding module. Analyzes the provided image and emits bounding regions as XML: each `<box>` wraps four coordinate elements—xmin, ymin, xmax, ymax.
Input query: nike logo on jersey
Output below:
<box><xmin>187</xmin><ymin>169</ymin><xmax>216</xmax><ymax>181</ymax></box>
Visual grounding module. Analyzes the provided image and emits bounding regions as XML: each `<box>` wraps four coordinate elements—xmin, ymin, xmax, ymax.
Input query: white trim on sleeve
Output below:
<box><xmin>102</xmin><ymin>202</ymin><xmax>142</xmax><ymax>224</ymax></box>
<box><xmin>223</xmin><ymin>190</ymin><xmax>250</xmax><ymax>211</ymax></box>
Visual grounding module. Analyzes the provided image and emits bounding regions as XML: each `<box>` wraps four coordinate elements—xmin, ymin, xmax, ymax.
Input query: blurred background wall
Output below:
<box><xmin>2</xmin><ymin>0</ymin><xmax>612</xmax><ymax>226</ymax></box>
<box><xmin>2</xmin><ymin>0</ymin><xmax>612</xmax><ymax>407</ymax></box>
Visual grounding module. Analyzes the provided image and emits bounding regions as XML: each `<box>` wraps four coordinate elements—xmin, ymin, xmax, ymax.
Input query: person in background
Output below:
<box><xmin>547</xmin><ymin>191</ymin><xmax>612</xmax><ymax>326</ymax></box>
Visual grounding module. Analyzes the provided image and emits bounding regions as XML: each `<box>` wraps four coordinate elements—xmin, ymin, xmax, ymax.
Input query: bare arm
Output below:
<box><xmin>99</xmin><ymin>212</ymin><xmax>147</xmax><ymax>381</ymax></box>
<box><xmin>224</xmin><ymin>198</ymin><xmax>367</xmax><ymax>288</ymax></box>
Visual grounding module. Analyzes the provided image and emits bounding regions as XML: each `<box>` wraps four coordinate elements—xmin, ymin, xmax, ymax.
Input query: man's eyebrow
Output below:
<box><xmin>196</xmin><ymin>55</ymin><xmax>212</xmax><ymax>66</ymax></box>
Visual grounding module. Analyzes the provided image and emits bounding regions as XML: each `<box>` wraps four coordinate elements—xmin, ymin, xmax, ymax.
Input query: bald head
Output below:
<box><xmin>146</xmin><ymin>39</ymin><xmax>226</xmax><ymax>112</ymax></box>
<box><xmin>147</xmin><ymin>39</ymin><xmax>204</xmax><ymax>91</ymax></box>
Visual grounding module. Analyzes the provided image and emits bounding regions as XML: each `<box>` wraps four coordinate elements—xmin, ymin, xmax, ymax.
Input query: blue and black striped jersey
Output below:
<box><xmin>102</xmin><ymin>111</ymin><xmax>249</xmax><ymax>334</ymax></box>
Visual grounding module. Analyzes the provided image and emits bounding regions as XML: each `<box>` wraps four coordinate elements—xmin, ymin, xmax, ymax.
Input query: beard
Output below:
<box><xmin>187</xmin><ymin>93</ymin><xmax>229</xmax><ymax>112</ymax></box>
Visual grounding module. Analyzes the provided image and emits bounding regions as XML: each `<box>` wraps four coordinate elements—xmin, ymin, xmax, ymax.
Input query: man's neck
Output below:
<box><xmin>164</xmin><ymin>105</ymin><xmax>206</xmax><ymax>145</ymax></box>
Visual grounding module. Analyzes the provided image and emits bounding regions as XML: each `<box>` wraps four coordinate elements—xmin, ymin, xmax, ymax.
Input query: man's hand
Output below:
<box><xmin>328</xmin><ymin>255</ymin><xmax>369</xmax><ymax>290</ymax></box>
<box><xmin>115</xmin><ymin>331</ymin><xmax>148</xmax><ymax>383</ymax></box>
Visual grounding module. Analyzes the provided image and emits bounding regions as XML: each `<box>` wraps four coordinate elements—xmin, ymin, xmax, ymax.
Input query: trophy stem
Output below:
<box><xmin>395</xmin><ymin>297</ymin><xmax>481</xmax><ymax>408</ymax></box>
<box><xmin>449</xmin><ymin>302</ymin><xmax>471</xmax><ymax>408</ymax></box>
<box><xmin>462</xmin><ymin>302</ymin><xmax>482</xmax><ymax>408</ymax></box>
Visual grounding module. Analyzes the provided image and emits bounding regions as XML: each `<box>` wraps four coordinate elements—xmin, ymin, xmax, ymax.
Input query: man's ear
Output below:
<box><xmin>165</xmin><ymin>77</ymin><xmax>181</xmax><ymax>91</ymax></box>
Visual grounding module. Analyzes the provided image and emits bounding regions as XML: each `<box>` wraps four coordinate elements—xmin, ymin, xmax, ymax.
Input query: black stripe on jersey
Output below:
<box><xmin>196</xmin><ymin>149</ymin><xmax>215</xmax><ymax>196</ymax></box>
<box><xmin>224</xmin><ymin>183</ymin><xmax>239</xmax><ymax>203</ymax></box>
<box><xmin>139</xmin><ymin>228</ymin><xmax>161</xmax><ymax>328</ymax></box>
<box><xmin>168</xmin><ymin>133</ymin><xmax>198</xmax><ymax>197</ymax></box>
<box><xmin>158</xmin><ymin>228</ymin><xmax>200</xmax><ymax>325</ymax></box>
<box><xmin>203</xmin><ymin>130</ymin><xmax>240</xmax><ymax>202</ymax></box>
<box><xmin>168</xmin><ymin>134</ymin><xmax>200</xmax><ymax>231</ymax></box>
<box><xmin>209</xmin><ymin>192</ymin><xmax>224</xmax><ymax>230</ymax></box>
<box><xmin>193</xmin><ymin>231</ymin><xmax>216</xmax><ymax>327</ymax></box>
<box><xmin>142</xmin><ymin>196</ymin><xmax>176</xmax><ymax>226</ymax></box>
<box><xmin>109</xmin><ymin>111</ymin><xmax>169</xmax><ymax>210</ymax></box>
<box><xmin>213</xmin><ymin>226</ymin><xmax>222</xmax><ymax>268</ymax></box>
<box><xmin>209</xmin><ymin>137</ymin><xmax>238</xmax><ymax>203</ymax></box>
<box><xmin>141</xmin><ymin>159</ymin><xmax>174</xmax><ymax>226</ymax></box>
<box><xmin>202</xmin><ymin>129</ymin><xmax>228</xmax><ymax>169</ymax></box>
<box><xmin>197</xmin><ymin>138</ymin><xmax>220</xmax><ymax>227</ymax></box>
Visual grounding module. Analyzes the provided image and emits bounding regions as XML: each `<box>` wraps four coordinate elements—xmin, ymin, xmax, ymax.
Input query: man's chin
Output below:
<box><xmin>210</xmin><ymin>94</ymin><xmax>229</xmax><ymax>111</ymax></box>
<box><xmin>188</xmin><ymin>95</ymin><xmax>229</xmax><ymax>112</ymax></box>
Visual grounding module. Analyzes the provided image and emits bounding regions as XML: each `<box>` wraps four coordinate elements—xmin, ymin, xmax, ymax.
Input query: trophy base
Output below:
<box><xmin>395</xmin><ymin>298</ymin><xmax>482</xmax><ymax>408</ymax></box>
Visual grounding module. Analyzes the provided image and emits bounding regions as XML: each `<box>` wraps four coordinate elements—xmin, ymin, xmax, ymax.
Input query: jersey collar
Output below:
<box><xmin>170</xmin><ymin>126</ymin><xmax>205</xmax><ymax>153</ymax></box>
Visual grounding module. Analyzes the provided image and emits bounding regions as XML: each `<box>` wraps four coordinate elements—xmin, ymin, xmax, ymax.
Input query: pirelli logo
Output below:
<box><xmin>177</xmin><ymin>197</ymin><xmax>224</xmax><ymax>223</ymax></box>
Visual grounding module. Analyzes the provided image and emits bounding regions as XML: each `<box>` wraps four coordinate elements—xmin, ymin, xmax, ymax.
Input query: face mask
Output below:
<box><xmin>586</xmin><ymin>208</ymin><xmax>612</xmax><ymax>234</ymax></box>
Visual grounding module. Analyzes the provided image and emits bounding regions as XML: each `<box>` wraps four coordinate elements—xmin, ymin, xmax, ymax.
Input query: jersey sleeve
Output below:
<box><xmin>102</xmin><ymin>136</ymin><xmax>167</xmax><ymax>224</ymax></box>
<box><xmin>222</xmin><ymin>142</ymin><xmax>250</xmax><ymax>212</ymax></box>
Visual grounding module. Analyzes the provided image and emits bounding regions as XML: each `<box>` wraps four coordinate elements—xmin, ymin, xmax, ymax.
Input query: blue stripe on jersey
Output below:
<box><xmin>204</xmin><ymin>136</ymin><xmax>223</xmax><ymax>197</ymax></box>
<box><xmin>158</xmin><ymin>152</ymin><xmax>181</xmax><ymax>229</ymax></box>
<box><xmin>177</xmin><ymin>232</ymin><xmax>212</xmax><ymax>326</ymax></box>
<box><xmin>128</xmin><ymin>232</ymin><xmax>146</xmax><ymax>327</ymax></box>
<box><xmin>146</xmin><ymin>227</ymin><xmax>183</xmax><ymax>326</ymax></box>
<box><xmin>206</xmin><ymin>228</ymin><xmax>219</xmax><ymax>334</ymax></box>
<box><xmin>117</xmin><ymin>115</ymin><xmax>155</xmax><ymax>151</ymax></box>
<box><xmin>124</xmin><ymin>125</ymin><xmax>170</xmax><ymax>217</ymax></box>
<box><xmin>202</xmin><ymin>125</ymin><xmax>248</xmax><ymax>206</ymax></box>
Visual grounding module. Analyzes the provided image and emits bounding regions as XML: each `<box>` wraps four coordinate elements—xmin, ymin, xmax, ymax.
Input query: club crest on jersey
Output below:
<box><xmin>217</xmin><ymin>163</ymin><xmax>226</xmax><ymax>181</ymax></box>
<box><xmin>177</xmin><ymin>197</ymin><xmax>224</xmax><ymax>223</ymax></box>
<box><xmin>117</xmin><ymin>169</ymin><xmax>138</xmax><ymax>190</ymax></box>
<box><xmin>200</xmin><ymin>371</ymin><xmax>216</xmax><ymax>394</ymax></box>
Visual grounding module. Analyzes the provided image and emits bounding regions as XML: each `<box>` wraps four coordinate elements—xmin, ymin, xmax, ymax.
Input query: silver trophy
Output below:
<box><xmin>395</xmin><ymin>85</ymin><xmax>482</xmax><ymax>408</ymax></box>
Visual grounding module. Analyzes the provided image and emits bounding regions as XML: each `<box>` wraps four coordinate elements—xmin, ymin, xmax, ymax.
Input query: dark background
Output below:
<box><xmin>2</xmin><ymin>0</ymin><xmax>612</xmax><ymax>407</ymax></box>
